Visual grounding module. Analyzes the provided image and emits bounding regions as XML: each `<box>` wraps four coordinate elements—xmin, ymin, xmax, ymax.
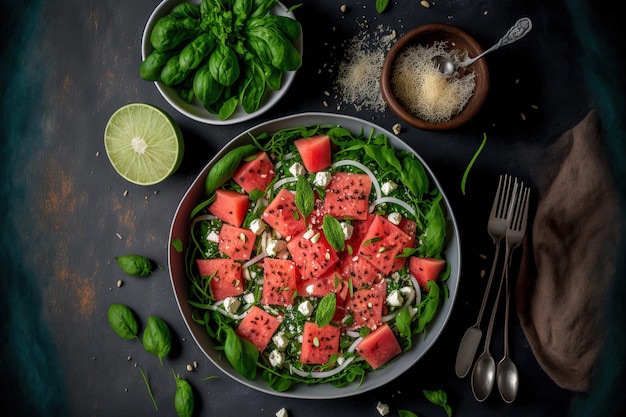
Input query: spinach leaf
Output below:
<box><xmin>421</xmin><ymin>197</ymin><xmax>446</xmax><ymax>257</ymax></box>
<box><xmin>142</xmin><ymin>316</ymin><xmax>172</xmax><ymax>365</ymax></box>
<box><xmin>107</xmin><ymin>303</ymin><xmax>140</xmax><ymax>340</ymax></box>
<box><xmin>424</xmin><ymin>389</ymin><xmax>452</xmax><ymax>417</ymax></box>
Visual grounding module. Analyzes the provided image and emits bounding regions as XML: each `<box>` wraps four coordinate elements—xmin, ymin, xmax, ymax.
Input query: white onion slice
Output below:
<box><xmin>242</xmin><ymin>252</ymin><xmax>267</xmax><ymax>269</ymax></box>
<box><xmin>273</xmin><ymin>176</ymin><xmax>298</xmax><ymax>190</ymax></box>
<box><xmin>369</xmin><ymin>196</ymin><xmax>416</xmax><ymax>217</ymax></box>
<box><xmin>191</xmin><ymin>214</ymin><xmax>217</xmax><ymax>228</ymax></box>
<box><xmin>289</xmin><ymin>336</ymin><xmax>363</xmax><ymax>379</ymax></box>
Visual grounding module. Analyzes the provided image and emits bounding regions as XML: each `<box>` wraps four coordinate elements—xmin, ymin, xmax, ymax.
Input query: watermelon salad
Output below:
<box><xmin>184</xmin><ymin>124</ymin><xmax>451</xmax><ymax>391</ymax></box>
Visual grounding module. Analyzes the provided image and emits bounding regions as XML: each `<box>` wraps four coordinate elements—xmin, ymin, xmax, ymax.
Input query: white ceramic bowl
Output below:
<box><xmin>168</xmin><ymin>112</ymin><xmax>461</xmax><ymax>399</ymax></box>
<box><xmin>141</xmin><ymin>0</ymin><xmax>302</xmax><ymax>125</ymax></box>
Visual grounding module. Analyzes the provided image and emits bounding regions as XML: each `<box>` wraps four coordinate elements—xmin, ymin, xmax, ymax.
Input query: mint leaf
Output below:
<box><xmin>296</xmin><ymin>175</ymin><xmax>315</xmax><ymax>218</ymax></box>
<box><xmin>376</xmin><ymin>0</ymin><xmax>390</xmax><ymax>13</ymax></box>
<box><xmin>322</xmin><ymin>215</ymin><xmax>345</xmax><ymax>251</ymax></box>
<box><xmin>315</xmin><ymin>293</ymin><xmax>337</xmax><ymax>327</ymax></box>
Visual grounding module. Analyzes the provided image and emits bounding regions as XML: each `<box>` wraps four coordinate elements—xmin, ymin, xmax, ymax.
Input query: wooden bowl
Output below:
<box><xmin>381</xmin><ymin>24</ymin><xmax>490</xmax><ymax>131</ymax></box>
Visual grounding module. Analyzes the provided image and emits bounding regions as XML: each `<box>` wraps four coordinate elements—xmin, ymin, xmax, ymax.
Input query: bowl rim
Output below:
<box><xmin>380</xmin><ymin>23</ymin><xmax>490</xmax><ymax>131</ymax></box>
<box><xmin>168</xmin><ymin>112</ymin><xmax>461</xmax><ymax>399</ymax></box>
<box><xmin>141</xmin><ymin>0</ymin><xmax>302</xmax><ymax>125</ymax></box>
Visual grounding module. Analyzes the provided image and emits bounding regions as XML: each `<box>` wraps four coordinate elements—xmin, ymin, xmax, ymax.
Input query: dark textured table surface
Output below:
<box><xmin>1</xmin><ymin>1</ymin><xmax>624</xmax><ymax>416</ymax></box>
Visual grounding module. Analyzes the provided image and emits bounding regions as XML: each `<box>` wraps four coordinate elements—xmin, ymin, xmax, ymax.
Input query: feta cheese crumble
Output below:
<box><xmin>289</xmin><ymin>162</ymin><xmax>305</xmax><ymax>177</ymax></box>
<box><xmin>298</xmin><ymin>300</ymin><xmax>314</xmax><ymax>316</ymax></box>
<box><xmin>387</xmin><ymin>212</ymin><xmax>402</xmax><ymax>225</ymax></box>
<box><xmin>376</xmin><ymin>401</ymin><xmax>390</xmax><ymax>416</ymax></box>
<box><xmin>313</xmin><ymin>171</ymin><xmax>332</xmax><ymax>187</ymax></box>
<box><xmin>223</xmin><ymin>296</ymin><xmax>241</xmax><ymax>314</ymax></box>
<box><xmin>381</xmin><ymin>180</ymin><xmax>397</xmax><ymax>195</ymax></box>
<box><xmin>249</xmin><ymin>218</ymin><xmax>266</xmax><ymax>235</ymax></box>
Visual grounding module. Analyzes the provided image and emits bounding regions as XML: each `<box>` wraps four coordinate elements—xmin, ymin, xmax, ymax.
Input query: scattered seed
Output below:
<box><xmin>484</xmin><ymin>10</ymin><xmax>488</xmax><ymax>15</ymax></box>
<box><xmin>323</xmin><ymin>100</ymin><xmax>329</xmax><ymax>107</ymax></box>
<box><xmin>480</xmin><ymin>269</ymin><xmax>486</xmax><ymax>278</ymax></box>
<box><xmin>95</xmin><ymin>151</ymin><xmax>100</xmax><ymax>157</ymax></box>
<box><xmin>521</xmin><ymin>112</ymin><xmax>527</xmax><ymax>121</ymax></box>
<box><xmin>323</xmin><ymin>90</ymin><xmax>330</xmax><ymax>96</ymax></box>
<box><xmin>421</xmin><ymin>1</ymin><xmax>430</xmax><ymax>8</ymax></box>
<box><xmin>515</xmin><ymin>78</ymin><xmax>520</xmax><ymax>84</ymax></box>
<box><xmin>193</xmin><ymin>361</ymin><xmax>198</xmax><ymax>369</ymax></box>
<box><xmin>479</xmin><ymin>253</ymin><xmax>486</xmax><ymax>259</ymax></box>
<box><xmin>531</xmin><ymin>104</ymin><xmax>539</xmax><ymax>110</ymax></box>
<box><xmin>123</xmin><ymin>190</ymin><xmax>128</xmax><ymax>197</ymax></box>
<box><xmin>125</xmin><ymin>388</ymin><xmax>128</xmax><ymax>392</ymax></box>
<box><xmin>392</xmin><ymin>123</ymin><xmax>401</xmax><ymax>135</ymax></box>
<box><xmin>116</xmin><ymin>232</ymin><xmax>123</xmax><ymax>240</ymax></box>
<box><xmin>117</xmin><ymin>279</ymin><xmax>123</xmax><ymax>288</ymax></box>
<box><xmin>340</xmin><ymin>4</ymin><xmax>347</xmax><ymax>13</ymax></box>
<box><xmin>186</xmin><ymin>364</ymin><xmax>194</xmax><ymax>372</ymax></box>
<box><xmin>127</xmin><ymin>356</ymin><xmax>132</xmax><ymax>361</ymax></box>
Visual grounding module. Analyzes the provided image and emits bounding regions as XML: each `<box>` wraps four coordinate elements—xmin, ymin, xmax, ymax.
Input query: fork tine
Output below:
<box><xmin>493</xmin><ymin>174</ymin><xmax>516</xmax><ymax>220</ymax></box>
<box><xmin>510</xmin><ymin>185</ymin><xmax>530</xmax><ymax>231</ymax></box>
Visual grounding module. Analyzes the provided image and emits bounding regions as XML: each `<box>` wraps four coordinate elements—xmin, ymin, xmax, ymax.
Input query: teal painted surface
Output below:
<box><xmin>566</xmin><ymin>0</ymin><xmax>626</xmax><ymax>416</ymax></box>
<box><xmin>0</xmin><ymin>0</ymin><xmax>70</xmax><ymax>415</ymax></box>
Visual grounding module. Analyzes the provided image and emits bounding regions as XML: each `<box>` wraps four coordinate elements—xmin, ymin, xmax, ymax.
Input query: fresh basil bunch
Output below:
<box><xmin>140</xmin><ymin>0</ymin><xmax>302</xmax><ymax>120</ymax></box>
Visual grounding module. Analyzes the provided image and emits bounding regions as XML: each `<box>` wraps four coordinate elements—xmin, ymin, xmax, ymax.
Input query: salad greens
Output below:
<box><xmin>184</xmin><ymin>123</ymin><xmax>451</xmax><ymax>391</ymax></box>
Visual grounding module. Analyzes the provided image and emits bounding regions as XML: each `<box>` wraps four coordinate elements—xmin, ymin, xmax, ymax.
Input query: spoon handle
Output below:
<box><xmin>464</xmin><ymin>17</ymin><xmax>533</xmax><ymax>66</ymax></box>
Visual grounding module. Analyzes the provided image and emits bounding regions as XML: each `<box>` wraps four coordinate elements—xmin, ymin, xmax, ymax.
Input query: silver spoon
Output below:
<box><xmin>471</xmin><ymin>266</ymin><xmax>505</xmax><ymax>402</ymax></box>
<box><xmin>434</xmin><ymin>17</ymin><xmax>533</xmax><ymax>76</ymax></box>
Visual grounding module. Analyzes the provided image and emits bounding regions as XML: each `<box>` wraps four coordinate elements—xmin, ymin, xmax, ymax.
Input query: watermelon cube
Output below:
<box><xmin>355</xmin><ymin>324</ymin><xmax>402</xmax><ymax>369</ymax></box>
<box><xmin>322</xmin><ymin>172</ymin><xmax>372</xmax><ymax>220</ymax></box>
<box><xmin>196</xmin><ymin>258</ymin><xmax>244</xmax><ymax>301</ymax></box>
<box><xmin>294</xmin><ymin>135</ymin><xmax>332</xmax><ymax>173</ymax></box>
<box><xmin>261</xmin><ymin>188</ymin><xmax>306</xmax><ymax>238</ymax></box>
<box><xmin>297</xmin><ymin>268</ymin><xmax>340</xmax><ymax>298</ymax></box>
<box><xmin>236</xmin><ymin>305</ymin><xmax>282</xmax><ymax>352</ymax></box>
<box><xmin>358</xmin><ymin>215</ymin><xmax>412</xmax><ymax>275</ymax></box>
<box><xmin>218</xmin><ymin>223</ymin><xmax>257</xmax><ymax>260</ymax></box>
<box><xmin>338</xmin><ymin>253</ymin><xmax>381</xmax><ymax>289</ymax></box>
<box><xmin>347</xmin><ymin>281</ymin><xmax>387</xmax><ymax>330</ymax></box>
<box><xmin>390</xmin><ymin>217</ymin><xmax>418</xmax><ymax>272</ymax></box>
<box><xmin>300</xmin><ymin>322</ymin><xmax>341</xmax><ymax>364</ymax></box>
<box><xmin>209</xmin><ymin>189</ymin><xmax>250</xmax><ymax>227</ymax></box>
<box><xmin>261</xmin><ymin>258</ymin><xmax>298</xmax><ymax>306</ymax></box>
<box><xmin>232</xmin><ymin>151</ymin><xmax>276</xmax><ymax>193</ymax></box>
<box><xmin>287</xmin><ymin>230</ymin><xmax>340</xmax><ymax>279</ymax></box>
<box><xmin>344</xmin><ymin>214</ymin><xmax>375</xmax><ymax>252</ymax></box>
<box><xmin>409</xmin><ymin>256</ymin><xmax>447</xmax><ymax>290</ymax></box>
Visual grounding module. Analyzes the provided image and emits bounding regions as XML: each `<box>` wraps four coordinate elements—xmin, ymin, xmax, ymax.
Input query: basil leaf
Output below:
<box><xmin>115</xmin><ymin>254</ymin><xmax>153</xmax><ymax>277</ymax></box>
<box><xmin>315</xmin><ymin>293</ymin><xmax>337</xmax><ymax>327</ymax></box>
<box><xmin>295</xmin><ymin>175</ymin><xmax>314</xmax><ymax>218</ymax></box>
<box><xmin>398</xmin><ymin>411</ymin><xmax>418</xmax><ymax>417</ymax></box>
<box><xmin>423</xmin><ymin>389</ymin><xmax>452</xmax><ymax>417</ymax></box>
<box><xmin>421</xmin><ymin>197</ymin><xmax>446</xmax><ymax>257</ymax></box>
<box><xmin>376</xmin><ymin>0</ymin><xmax>390</xmax><ymax>13</ymax></box>
<box><xmin>107</xmin><ymin>303</ymin><xmax>139</xmax><ymax>340</ymax></box>
<box><xmin>204</xmin><ymin>144</ymin><xmax>258</xmax><ymax>195</ymax></box>
<box><xmin>396</xmin><ymin>307</ymin><xmax>412</xmax><ymax>344</ymax></box>
<box><xmin>322</xmin><ymin>215</ymin><xmax>345</xmax><ymax>251</ymax></box>
<box><xmin>224</xmin><ymin>327</ymin><xmax>258</xmax><ymax>380</ymax></box>
<box><xmin>142</xmin><ymin>316</ymin><xmax>172</xmax><ymax>365</ymax></box>
<box><xmin>173</xmin><ymin>371</ymin><xmax>195</xmax><ymax>417</ymax></box>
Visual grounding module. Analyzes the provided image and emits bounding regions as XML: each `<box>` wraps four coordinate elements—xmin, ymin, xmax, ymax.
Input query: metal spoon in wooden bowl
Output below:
<box><xmin>434</xmin><ymin>17</ymin><xmax>533</xmax><ymax>76</ymax></box>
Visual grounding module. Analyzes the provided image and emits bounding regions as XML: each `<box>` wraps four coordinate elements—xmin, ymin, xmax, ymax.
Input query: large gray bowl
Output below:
<box><xmin>168</xmin><ymin>112</ymin><xmax>461</xmax><ymax>399</ymax></box>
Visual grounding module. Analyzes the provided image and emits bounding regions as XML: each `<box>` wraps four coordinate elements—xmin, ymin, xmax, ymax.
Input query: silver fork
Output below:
<box><xmin>455</xmin><ymin>175</ymin><xmax>517</xmax><ymax>378</ymax></box>
<box><xmin>496</xmin><ymin>185</ymin><xmax>531</xmax><ymax>403</ymax></box>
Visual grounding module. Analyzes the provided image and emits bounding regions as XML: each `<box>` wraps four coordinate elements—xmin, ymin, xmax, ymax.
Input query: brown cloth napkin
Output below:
<box><xmin>516</xmin><ymin>110</ymin><xmax>622</xmax><ymax>392</ymax></box>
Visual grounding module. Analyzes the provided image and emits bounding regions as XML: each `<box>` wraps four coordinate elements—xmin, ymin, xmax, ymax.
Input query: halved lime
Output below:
<box><xmin>104</xmin><ymin>103</ymin><xmax>184</xmax><ymax>185</ymax></box>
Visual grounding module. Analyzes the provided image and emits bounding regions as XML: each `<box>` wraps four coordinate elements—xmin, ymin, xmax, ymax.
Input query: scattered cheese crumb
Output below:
<box><xmin>207</xmin><ymin>230</ymin><xmax>220</xmax><ymax>243</ymax></box>
<box><xmin>276</xmin><ymin>407</ymin><xmax>289</xmax><ymax>417</ymax></box>
<box><xmin>273</xmin><ymin>333</ymin><xmax>289</xmax><ymax>349</ymax></box>
<box><xmin>243</xmin><ymin>292</ymin><xmax>255</xmax><ymax>304</ymax></box>
<box><xmin>249</xmin><ymin>218</ymin><xmax>266</xmax><ymax>235</ymax></box>
<box><xmin>223</xmin><ymin>296</ymin><xmax>241</xmax><ymax>314</ymax></box>
<box><xmin>376</xmin><ymin>401</ymin><xmax>390</xmax><ymax>416</ymax></box>
<box><xmin>341</xmin><ymin>222</ymin><xmax>354</xmax><ymax>240</ymax></box>
<box><xmin>392</xmin><ymin>123</ymin><xmax>401</xmax><ymax>135</ymax></box>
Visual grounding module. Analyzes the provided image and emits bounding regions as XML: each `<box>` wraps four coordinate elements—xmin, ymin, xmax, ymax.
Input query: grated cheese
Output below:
<box><xmin>391</xmin><ymin>42</ymin><xmax>476</xmax><ymax>123</ymax></box>
<box><xmin>334</xmin><ymin>24</ymin><xmax>396</xmax><ymax>112</ymax></box>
